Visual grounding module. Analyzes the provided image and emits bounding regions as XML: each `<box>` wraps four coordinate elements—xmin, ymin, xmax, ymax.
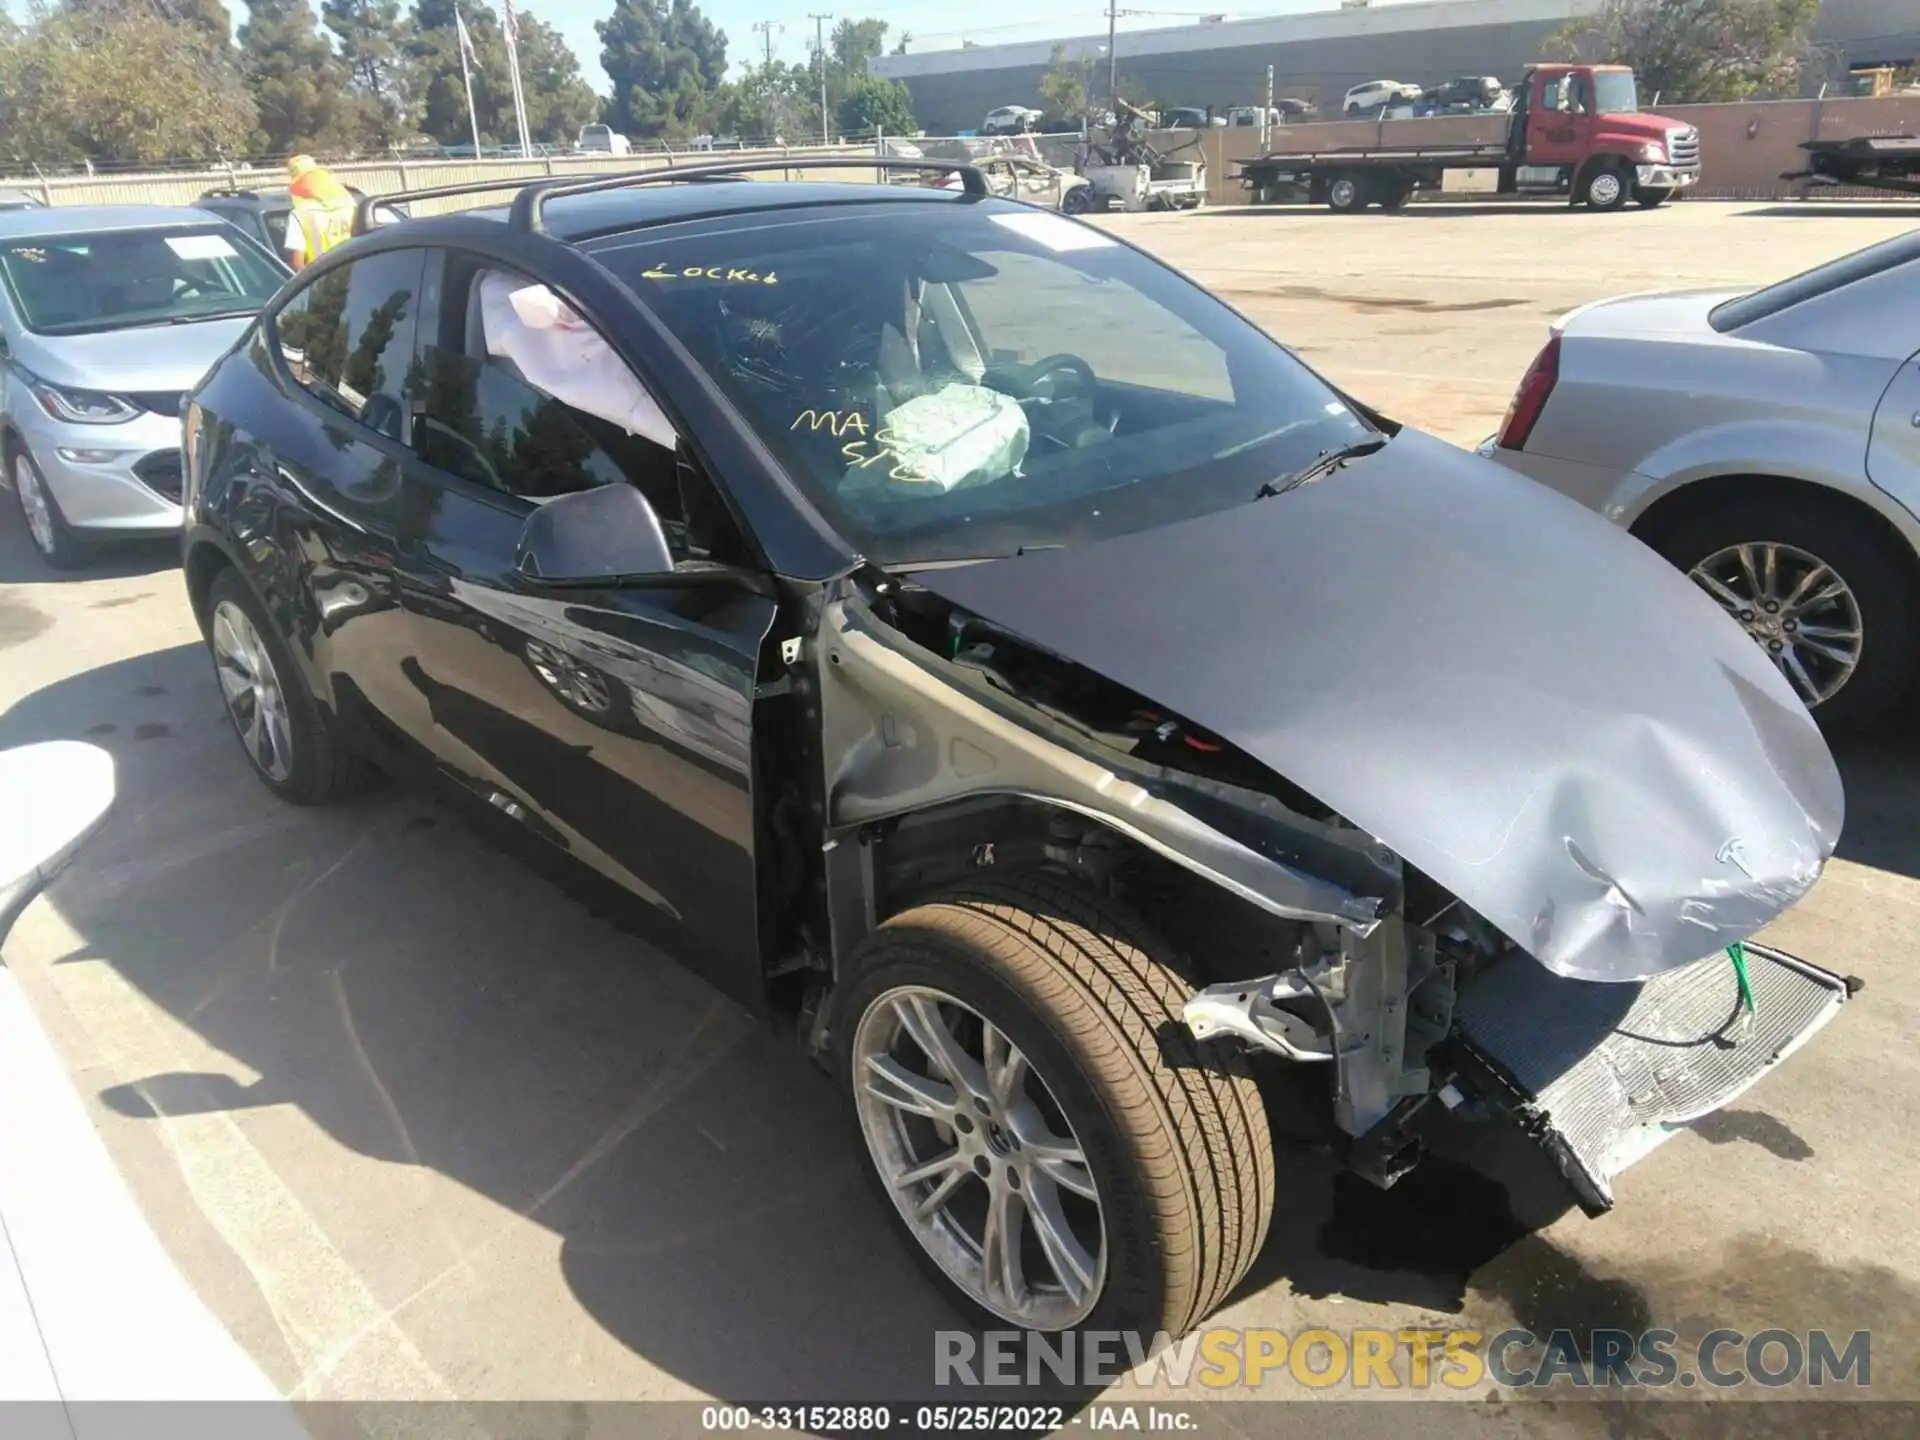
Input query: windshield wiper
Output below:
<box><xmin>166</xmin><ymin>309</ymin><xmax>258</xmax><ymax>325</ymax></box>
<box><xmin>1254</xmin><ymin>437</ymin><xmax>1388</xmax><ymax>499</ymax></box>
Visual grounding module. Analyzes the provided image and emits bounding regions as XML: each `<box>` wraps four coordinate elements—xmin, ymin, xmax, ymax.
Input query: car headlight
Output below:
<box><xmin>1637</xmin><ymin>141</ymin><xmax>1667</xmax><ymax>163</ymax></box>
<box><xmin>16</xmin><ymin>367</ymin><xmax>140</xmax><ymax>425</ymax></box>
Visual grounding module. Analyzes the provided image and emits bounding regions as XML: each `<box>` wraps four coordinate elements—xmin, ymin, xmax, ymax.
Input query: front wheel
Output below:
<box><xmin>839</xmin><ymin>875</ymin><xmax>1274</xmax><ymax>1338</ymax></box>
<box><xmin>1060</xmin><ymin>185</ymin><xmax>1092</xmax><ymax>215</ymax></box>
<box><xmin>10</xmin><ymin>449</ymin><xmax>83</xmax><ymax>570</ymax></box>
<box><xmin>1633</xmin><ymin>186</ymin><xmax>1673</xmax><ymax>209</ymax></box>
<box><xmin>1581</xmin><ymin>161</ymin><xmax>1630</xmax><ymax>210</ymax></box>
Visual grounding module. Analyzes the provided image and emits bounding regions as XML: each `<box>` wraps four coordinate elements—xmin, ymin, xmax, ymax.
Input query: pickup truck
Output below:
<box><xmin>1238</xmin><ymin>63</ymin><xmax>1701</xmax><ymax>212</ymax></box>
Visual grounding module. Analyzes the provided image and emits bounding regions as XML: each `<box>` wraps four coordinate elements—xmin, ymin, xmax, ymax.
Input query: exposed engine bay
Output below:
<box><xmin>804</xmin><ymin>572</ymin><xmax>1854</xmax><ymax>1212</ymax></box>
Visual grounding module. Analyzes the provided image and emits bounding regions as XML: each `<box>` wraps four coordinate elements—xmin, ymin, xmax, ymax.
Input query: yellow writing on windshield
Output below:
<box><xmin>641</xmin><ymin>264</ymin><xmax>779</xmax><ymax>285</ymax></box>
<box><xmin>792</xmin><ymin>409</ymin><xmax>870</xmax><ymax>437</ymax></box>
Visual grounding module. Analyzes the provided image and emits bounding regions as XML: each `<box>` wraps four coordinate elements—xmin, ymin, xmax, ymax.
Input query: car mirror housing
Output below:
<box><xmin>514</xmin><ymin>484</ymin><xmax>675</xmax><ymax>585</ymax></box>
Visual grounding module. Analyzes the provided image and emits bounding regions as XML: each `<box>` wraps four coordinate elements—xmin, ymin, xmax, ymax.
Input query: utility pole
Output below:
<box><xmin>1263</xmin><ymin>63</ymin><xmax>1275</xmax><ymax>149</ymax></box>
<box><xmin>752</xmin><ymin>19</ymin><xmax>782</xmax><ymax>68</ymax></box>
<box><xmin>1106</xmin><ymin>3</ymin><xmax>1119</xmax><ymax>104</ymax></box>
<box><xmin>810</xmin><ymin>12</ymin><xmax>833</xmax><ymax>144</ymax></box>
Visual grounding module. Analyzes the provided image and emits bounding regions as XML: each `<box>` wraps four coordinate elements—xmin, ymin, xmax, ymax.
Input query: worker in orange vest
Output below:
<box><xmin>284</xmin><ymin>155</ymin><xmax>357</xmax><ymax>270</ymax></box>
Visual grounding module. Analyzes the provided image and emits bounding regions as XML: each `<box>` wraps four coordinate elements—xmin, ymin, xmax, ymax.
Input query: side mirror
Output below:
<box><xmin>0</xmin><ymin>741</ymin><xmax>116</xmax><ymax>941</ymax></box>
<box><xmin>515</xmin><ymin>484</ymin><xmax>674</xmax><ymax>584</ymax></box>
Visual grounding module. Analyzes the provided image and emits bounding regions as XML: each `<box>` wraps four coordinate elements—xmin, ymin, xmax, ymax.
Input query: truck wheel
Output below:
<box><xmin>1633</xmin><ymin>186</ymin><xmax>1673</xmax><ymax>209</ymax></box>
<box><xmin>1327</xmin><ymin>173</ymin><xmax>1369</xmax><ymax>212</ymax></box>
<box><xmin>839</xmin><ymin>874</ymin><xmax>1274</xmax><ymax>1338</ymax></box>
<box><xmin>1378</xmin><ymin>178</ymin><xmax>1415</xmax><ymax>210</ymax></box>
<box><xmin>1581</xmin><ymin>161</ymin><xmax>1629</xmax><ymax>210</ymax></box>
<box><xmin>1649</xmin><ymin>495</ymin><xmax>1917</xmax><ymax>732</ymax></box>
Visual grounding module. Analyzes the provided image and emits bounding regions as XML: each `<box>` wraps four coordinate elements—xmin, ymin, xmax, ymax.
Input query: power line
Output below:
<box><xmin>752</xmin><ymin>18</ymin><xmax>784</xmax><ymax>68</ymax></box>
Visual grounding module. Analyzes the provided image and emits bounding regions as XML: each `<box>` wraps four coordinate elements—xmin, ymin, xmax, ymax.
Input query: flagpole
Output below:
<box><xmin>501</xmin><ymin>1</ymin><xmax>534</xmax><ymax>159</ymax></box>
<box><xmin>455</xmin><ymin>6</ymin><xmax>482</xmax><ymax>158</ymax></box>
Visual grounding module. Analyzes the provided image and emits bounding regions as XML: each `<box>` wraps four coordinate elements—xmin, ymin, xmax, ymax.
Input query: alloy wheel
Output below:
<box><xmin>14</xmin><ymin>455</ymin><xmax>56</xmax><ymax>556</ymax></box>
<box><xmin>1588</xmin><ymin>170</ymin><xmax>1624</xmax><ymax>207</ymax></box>
<box><xmin>211</xmin><ymin>599</ymin><xmax>295</xmax><ymax>782</ymax></box>
<box><xmin>524</xmin><ymin>639</ymin><xmax>613</xmax><ymax>714</ymax></box>
<box><xmin>853</xmin><ymin>985</ymin><xmax>1106</xmax><ymax>1330</ymax></box>
<box><xmin>1689</xmin><ymin>541</ymin><xmax>1863</xmax><ymax>708</ymax></box>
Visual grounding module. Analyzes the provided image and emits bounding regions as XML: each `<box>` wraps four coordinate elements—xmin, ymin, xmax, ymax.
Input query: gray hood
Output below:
<box><xmin>919</xmin><ymin>428</ymin><xmax>1843</xmax><ymax>982</ymax></box>
<box><xmin>19</xmin><ymin>315</ymin><xmax>255</xmax><ymax>392</ymax></box>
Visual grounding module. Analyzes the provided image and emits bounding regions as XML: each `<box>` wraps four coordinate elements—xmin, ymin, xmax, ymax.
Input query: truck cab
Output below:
<box><xmin>1513</xmin><ymin>63</ymin><xmax>1700</xmax><ymax>207</ymax></box>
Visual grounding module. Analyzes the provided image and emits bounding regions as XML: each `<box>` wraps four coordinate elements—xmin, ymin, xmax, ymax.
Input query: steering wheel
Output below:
<box><xmin>1016</xmin><ymin>353</ymin><xmax>1098</xmax><ymax>401</ymax></box>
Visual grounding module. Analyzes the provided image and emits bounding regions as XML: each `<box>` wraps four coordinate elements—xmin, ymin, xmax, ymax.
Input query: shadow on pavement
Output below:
<box><xmin>3</xmin><ymin>641</ymin><xmax>1913</xmax><ymax>1408</ymax></box>
<box><xmin>0</xmin><ymin>502</ymin><xmax>180</xmax><ymax>585</ymax></box>
<box><xmin>1738</xmin><ymin>204</ymin><xmax>1920</xmax><ymax>221</ymax></box>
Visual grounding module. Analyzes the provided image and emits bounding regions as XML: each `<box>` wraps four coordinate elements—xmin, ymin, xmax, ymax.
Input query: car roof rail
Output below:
<box><xmin>508</xmin><ymin>156</ymin><xmax>989</xmax><ymax>232</ymax></box>
<box><xmin>348</xmin><ymin>156</ymin><xmax>989</xmax><ymax>237</ymax></box>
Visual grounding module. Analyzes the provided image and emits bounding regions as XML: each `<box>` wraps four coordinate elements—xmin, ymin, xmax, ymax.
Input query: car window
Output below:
<box><xmin>0</xmin><ymin>224</ymin><xmax>284</xmax><ymax>336</ymax></box>
<box><xmin>1711</xmin><ymin>229</ymin><xmax>1920</xmax><ymax>333</ymax></box>
<box><xmin>1540</xmin><ymin>76</ymin><xmax>1567</xmax><ymax>111</ymax></box>
<box><xmin>272</xmin><ymin>248</ymin><xmax>425</xmax><ymax>442</ymax></box>
<box><xmin>596</xmin><ymin>202</ymin><xmax>1371</xmax><ymax>566</ymax></box>
<box><xmin>407</xmin><ymin>252</ymin><xmax>687</xmax><ymax>536</ymax></box>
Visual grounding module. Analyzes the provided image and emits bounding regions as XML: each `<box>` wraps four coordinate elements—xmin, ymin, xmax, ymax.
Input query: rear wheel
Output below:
<box><xmin>839</xmin><ymin>874</ymin><xmax>1274</xmax><ymax>1338</ymax></box>
<box><xmin>1327</xmin><ymin>172</ymin><xmax>1369</xmax><ymax>212</ymax></box>
<box><xmin>1633</xmin><ymin>185</ymin><xmax>1673</xmax><ymax>209</ymax></box>
<box><xmin>1378</xmin><ymin>177</ymin><xmax>1415</xmax><ymax>210</ymax></box>
<box><xmin>206</xmin><ymin>568</ymin><xmax>368</xmax><ymax>803</ymax></box>
<box><xmin>1651</xmin><ymin>496</ymin><xmax>1918</xmax><ymax>730</ymax></box>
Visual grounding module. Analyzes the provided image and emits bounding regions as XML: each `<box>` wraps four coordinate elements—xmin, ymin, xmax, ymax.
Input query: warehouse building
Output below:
<box><xmin>872</xmin><ymin>0</ymin><xmax>1920</xmax><ymax>134</ymax></box>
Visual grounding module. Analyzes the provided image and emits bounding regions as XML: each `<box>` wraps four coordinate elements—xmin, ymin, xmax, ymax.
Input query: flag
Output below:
<box><xmin>454</xmin><ymin>7</ymin><xmax>476</xmax><ymax>66</ymax></box>
<box><xmin>501</xmin><ymin>0</ymin><xmax>519</xmax><ymax>45</ymax></box>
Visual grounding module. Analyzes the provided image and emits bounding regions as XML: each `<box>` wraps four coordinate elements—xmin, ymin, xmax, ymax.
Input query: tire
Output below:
<box><xmin>1060</xmin><ymin>186</ymin><xmax>1092</xmax><ymax>215</ymax></box>
<box><xmin>1378</xmin><ymin>178</ymin><xmax>1415</xmax><ymax>210</ymax></box>
<box><xmin>1326</xmin><ymin>172</ymin><xmax>1369</xmax><ymax>212</ymax></box>
<box><xmin>1580</xmin><ymin>161</ymin><xmax>1630</xmax><ymax>210</ymax></box>
<box><xmin>9</xmin><ymin>448</ymin><xmax>83</xmax><ymax>570</ymax></box>
<box><xmin>1633</xmin><ymin>186</ymin><xmax>1673</xmax><ymax>209</ymax></box>
<box><xmin>838</xmin><ymin>873</ymin><xmax>1274</xmax><ymax>1339</ymax></box>
<box><xmin>1649</xmin><ymin>494</ymin><xmax>1918</xmax><ymax>732</ymax></box>
<box><xmin>205</xmin><ymin>567</ymin><xmax>368</xmax><ymax>803</ymax></box>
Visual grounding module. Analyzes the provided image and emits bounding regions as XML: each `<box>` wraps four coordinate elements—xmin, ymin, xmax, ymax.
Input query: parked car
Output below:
<box><xmin>1160</xmin><ymin>107</ymin><xmax>1226</xmax><ymax>129</ymax></box>
<box><xmin>1417</xmin><ymin>75</ymin><xmax>1512</xmax><ymax>115</ymax></box>
<box><xmin>1342</xmin><ymin>80</ymin><xmax>1422</xmax><ymax>115</ymax></box>
<box><xmin>0</xmin><ymin>205</ymin><xmax>288</xmax><ymax>568</ymax></box>
<box><xmin>577</xmin><ymin>123</ymin><xmax>632</xmax><ymax>156</ymax></box>
<box><xmin>194</xmin><ymin>187</ymin><xmax>408</xmax><ymax>259</ymax></box>
<box><xmin>982</xmin><ymin>105</ymin><xmax>1042</xmax><ymax>135</ymax></box>
<box><xmin>181</xmin><ymin>161</ymin><xmax>1847</xmax><ymax>1340</ymax></box>
<box><xmin>1226</xmin><ymin>101</ymin><xmax>1312</xmax><ymax>127</ymax></box>
<box><xmin>1487</xmin><ymin>228</ymin><xmax>1920</xmax><ymax>729</ymax></box>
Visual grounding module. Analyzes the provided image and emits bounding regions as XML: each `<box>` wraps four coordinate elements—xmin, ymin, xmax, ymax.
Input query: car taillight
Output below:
<box><xmin>1497</xmin><ymin>333</ymin><xmax>1560</xmax><ymax>451</ymax></box>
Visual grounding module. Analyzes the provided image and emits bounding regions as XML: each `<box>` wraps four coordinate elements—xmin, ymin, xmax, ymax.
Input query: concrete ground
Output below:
<box><xmin>1</xmin><ymin>201</ymin><xmax>1918</xmax><ymax>1427</ymax></box>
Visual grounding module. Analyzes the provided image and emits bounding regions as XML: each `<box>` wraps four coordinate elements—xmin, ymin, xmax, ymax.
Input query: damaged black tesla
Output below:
<box><xmin>181</xmin><ymin>162</ymin><xmax>1849</xmax><ymax>1344</ymax></box>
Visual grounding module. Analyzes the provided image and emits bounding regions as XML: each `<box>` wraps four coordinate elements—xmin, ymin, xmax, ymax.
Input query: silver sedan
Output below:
<box><xmin>1486</xmin><ymin>230</ymin><xmax>1920</xmax><ymax>729</ymax></box>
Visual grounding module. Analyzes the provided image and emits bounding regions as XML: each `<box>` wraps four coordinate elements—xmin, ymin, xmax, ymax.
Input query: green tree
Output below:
<box><xmin>596</xmin><ymin>0</ymin><xmax>727</xmax><ymax>139</ymax></box>
<box><xmin>711</xmin><ymin>60</ymin><xmax>808</xmax><ymax>142</ymax></box>
<box><xmin>0</xmin><ymin>4</ymin><xmax>259</xmax><ymax>164</ymax></box>
<box><xmin>829</xmin><ymin>16</ymin><xmax>887</xmax><ymax>76</ymax></box>
<box><xmin>1038</xmin><ymin>44</ymin><xmax>1092</xmax><ymax>121</ymax></box>
<box><xmin>240</xmin><ymin>0</ymin><xmax>358</xmax><ymax>153</ymax></box>
<box><xmin>513</xmin><ymin>13</ymin><xmax>599</xmax><ymax>143</ymax></box>
<box><xmin>1554</xmin><ymin>0</ymin><xmax>1820</xmax><ymax>102</ymax></box>
<box><xmin>323</xmin><ymin>0</ymin><xmax>410</xmax><ymax>146</ymax></box>
<box><xmin>837</xmin><ymin>72</ymin><xmax>914</xmax><ymax>138</ymax></box>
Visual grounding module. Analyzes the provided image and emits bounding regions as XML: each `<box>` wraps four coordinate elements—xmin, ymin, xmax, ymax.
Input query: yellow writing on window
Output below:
<box><xmin>641</xmin><ymin>264</ymin><xmax>779</xmax><ymax>285</ymax></box>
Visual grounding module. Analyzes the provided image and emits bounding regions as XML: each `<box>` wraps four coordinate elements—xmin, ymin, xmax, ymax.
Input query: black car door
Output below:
<box><xmin>370</xmin><ymin>246</ymin><xmax>779</xmax><ymax>1008</ymax></box>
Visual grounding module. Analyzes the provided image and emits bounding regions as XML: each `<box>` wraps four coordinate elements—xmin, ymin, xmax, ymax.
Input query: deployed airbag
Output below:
<box><xmin>841</xmin><ymin>383</ymin><xmax>1029</xmax><ymax>500</ymax></box>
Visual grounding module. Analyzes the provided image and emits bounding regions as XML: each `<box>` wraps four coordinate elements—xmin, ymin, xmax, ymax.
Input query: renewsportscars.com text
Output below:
<box><xmin>936</xmin><ymin>1327</ymin><xmax>1872</xmax><ymax>1391</ymax></box>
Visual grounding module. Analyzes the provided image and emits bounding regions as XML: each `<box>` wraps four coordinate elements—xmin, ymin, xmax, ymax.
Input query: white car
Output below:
<box><xmin>576</xmin><ymin>123</ymin><xmax>631</xmax><ymax>156</ymax></box>
<box><xmin>1343</xmin><ymin>80</ymin><xmax>1421</xmax><ymax>115</ymax></box>
<box><xmin>981</xmin><ymin>105</ymin><xmax>1041</xmax><ymax>135</ymax></box>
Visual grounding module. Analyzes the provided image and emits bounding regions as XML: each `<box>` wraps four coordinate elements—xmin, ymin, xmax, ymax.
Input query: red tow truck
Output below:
<box><xmin>1236</xmin><ymin>63</ymin><xmax>1701</xmax><ymax>212</ymax></box>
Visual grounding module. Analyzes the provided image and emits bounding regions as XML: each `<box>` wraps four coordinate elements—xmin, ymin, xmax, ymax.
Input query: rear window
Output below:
<box><xmin>1710</xmin><ymin>230</ymin><xmax>1920</xmax><ymax>332</ymax></box>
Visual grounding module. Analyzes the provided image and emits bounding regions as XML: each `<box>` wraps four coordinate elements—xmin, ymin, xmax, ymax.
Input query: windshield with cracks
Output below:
<box><xmin>594</xmin><ymin>201</ymin><xmax>1374</xmax><ymax>564</ymax></box>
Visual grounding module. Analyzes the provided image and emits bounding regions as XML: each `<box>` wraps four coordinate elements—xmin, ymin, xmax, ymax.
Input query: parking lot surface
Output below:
<box><xmin>2</xmin><ymin>201</ymin><xmax>1918</xmax><ymax>1424</ymax></box>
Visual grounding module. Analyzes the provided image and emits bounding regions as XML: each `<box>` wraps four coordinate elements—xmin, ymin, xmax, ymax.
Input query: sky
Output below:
<box><xmin>528</xmin><ymin>1</ymin><xmax>1402</xmax><ymax>95</ymax></box>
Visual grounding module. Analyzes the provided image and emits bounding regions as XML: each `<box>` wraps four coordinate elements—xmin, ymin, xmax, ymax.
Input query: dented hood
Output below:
<box><xmin>918</xmin><ymin>428</ymin><xmax>1843</xmax><ymax>982</ymax></box>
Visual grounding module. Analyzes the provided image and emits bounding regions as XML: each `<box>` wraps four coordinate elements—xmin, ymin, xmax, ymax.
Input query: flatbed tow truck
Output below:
<box><xmin>1785</xmin><ymin>135</ymin><xmax>1920</xmax><ymax>196</ymax></box>
<box><xmin>1237</xmin><ymin>63</ymin><xmax>1701</xmax><ymax>212</ymax></box>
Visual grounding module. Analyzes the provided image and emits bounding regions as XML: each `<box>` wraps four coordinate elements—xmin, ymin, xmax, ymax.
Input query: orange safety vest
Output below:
<box><xmin>290</xmin><ymin>195</ymin><xmax>356</xmax><ymax>264</ymax></box>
